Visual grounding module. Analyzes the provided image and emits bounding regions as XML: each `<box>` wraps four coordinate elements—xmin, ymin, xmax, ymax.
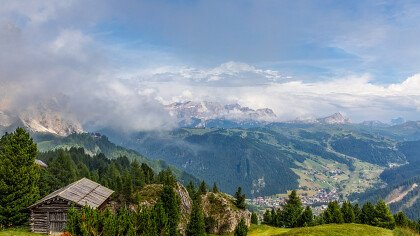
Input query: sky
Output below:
<box><xmin>1</xmin><ymin>0</ymin><xmax>420</xmax><ymax>130</ymax></box>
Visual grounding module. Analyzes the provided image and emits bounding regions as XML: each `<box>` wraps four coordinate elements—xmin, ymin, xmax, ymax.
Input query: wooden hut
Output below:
<box><xmin>29</xmin><ymin>178</ymin><xmax>114</xmax><ymax>233</ymax></box>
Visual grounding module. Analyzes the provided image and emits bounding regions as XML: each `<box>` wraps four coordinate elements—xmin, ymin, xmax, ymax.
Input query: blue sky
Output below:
<box><xmin>1</xmin><ymin>1</ymin><xmax>420</xmax><ymax>129</ymax></box>
<box><xmin>86</xmin><ymin>0</ymin><xmax>420</xmax><ymax>82</ymax></box>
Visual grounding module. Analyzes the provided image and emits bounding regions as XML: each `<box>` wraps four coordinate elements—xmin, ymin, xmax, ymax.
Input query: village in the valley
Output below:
<box><xmin>250</xmin><ymin>188</ymin><xmax>340</xmax><ymax>214</ymax></box>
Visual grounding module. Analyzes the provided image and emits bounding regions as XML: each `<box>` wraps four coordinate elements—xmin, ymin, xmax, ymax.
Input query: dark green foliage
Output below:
<box><xmin>198</xmin><ymin>181</ymin><xmax>207</xmax><ymax>195</ymax></box>
<box><xmin>234</xmin><ymin>187</ymin><xmax>246</xmax><ymax>210</ymax></box>
<box><xmin>381</xmin><ymin>140</ymin><xmax>420</xmax><ymax>186</ymax></box>
<box><xmin>323</xmin><ymin>201</ymin><xmax>344</xmax><ymax>224</ymax></box>
<box><xmin>157</xmin><ymin>168</ymin><xmax>177</xmax><ymax>187</ymax></box>
<box><xmin>37</xmin><ymin>147</ymin><xmax>158</xmax><ymax>204</ymax></box>
<box><xmin>125</xmin><ymin>129</ymin><xmax>300</xmax><ymax>196</ymax></box>
<box><xmin>360</xmin><ymin>202</ymin><xmax>376</xmax><ymax>225</ymax></box>
<box><xmin>131</xmin><ymin>160</ymin><xmax>145</xmax><ymax>189</ymax></box>
<box><xmin>352</xmin><ymin>203</ymin><xmax>361</xmax><ymax>223</ymax></box>
<box><xmin>141</xmin><ymin>163</ymin><xmax>156</xmax><ymax>184</ymax></box>
<box><xmin>351</xmin><ymin>175</ymin><xmax>420</xmax><ymax>220</ymax></box>
<box><xmin>374</xmin><ymin>200</ymin><xmax>395</xmax><ymax>229</ymax></box>
<box><xmin>394</xmin><ymin>211</ymin><xmax>409</xmax><ymax>227</ymax></box>
<box><xmin>66</xmin><ymin>206</ymin><xmax>81</xmax><ymax>235</ymax></box>
<box><xmin>234</xmin><ymin>218</ymin><xmax>248</xmax><ymax>236</ymax></box>
<box><xmin>330</xmin><ymin>135</ymin><xmax>405</xmax><ymax>166</ymax></box>
<box><xmin>0</xmin><ymin>128</ymin><xmax>39</xmax><ymax>227</ymax></box>
<box><xmin>161</xmin><ymin>183</ymin><xmax>181</xmax><ymax>236</ymax></box>
<box><xmin>251</xmin><ymin>212</ymin><xmax>258</xmax><ymax>225</ymax></box>
<box><xmin>186</xmin><ymin>196</ymin><xmax>206</xmax><ymax>236</ymax></box>
<box><xmin>212</xmin><ymin>182</ymin><xmax>219</xmax><ymax>193</ymax></box>
<box><xmin>186</xmin><ymin>181</ymin><xmax>197</xmax><ymax>201</ymax></box>
<box><xmin>281</xmin><ymin>190</ymin><xmax>303</xmax><ymax>228</ymax></box>
<box><xmin>299</xmin><ymin>206</ymin><xmax>314</xmax><ymax>227</ymax></box>
<box><xmin>263</xmin><ymin>209</ymin><xmax>272</xmax><ymax>225</ymax></box>
<box><xmin>341</xmin><ymin>201</ymin><xmax>355</xmax><ymax>223</ymax></box>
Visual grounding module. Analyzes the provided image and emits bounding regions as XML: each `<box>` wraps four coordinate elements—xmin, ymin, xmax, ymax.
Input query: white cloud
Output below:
<box><xmin>125</xmin><ymin>62</ymin><xmax>420</xmax><ymax>123</ymax></box>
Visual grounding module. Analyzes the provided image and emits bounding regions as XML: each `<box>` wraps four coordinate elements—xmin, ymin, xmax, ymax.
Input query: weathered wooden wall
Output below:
<box><xmin>30</xmin><ymin>197</ymin><xmax>79</xmax><ymax>233</ymax></box>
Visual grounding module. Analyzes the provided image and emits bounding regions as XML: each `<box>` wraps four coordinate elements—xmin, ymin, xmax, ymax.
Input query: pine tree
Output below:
<box><xmin>212</xmin><ymin>182</ymin><xmax>219</xmax><ymax>193</ymax></box>
<box><xmin>275</xmin><ymin>208</ymin><xmax>283</xmax><ymax>227</ymax></box>
<box><xmin>131</xmin><ymin>160</ymin><xmax>145</xmax><ymax>189</ymax></box>
<box><xmin>141</xmin><ymin>163</ymin><xmax>155</xmax><ymax>184</ymax></box>
<box><xmin>394</xmin><ymin>211</ymin><xmax>409</xmax><ymax>227</ymax></box>
<box><xmin>0</xmin><ymin>128</ymin><xmax>40</xmax><ymax>227</ymax></box>
<box><xmin>234</xmin><ymin>218</ymin><xmax>248</xmax><ymax>236</ymax></box>
<box><xmin>158</xmin><ymin>168</ymin><xmax>176</xmax><ymax>186</ymax></box>
<box><xmin>152</xmin><ymin>201</ymin><xmax>169</xmax><ymax>236</ymax></box>
<box><xmin>186</xmin><ymin>196</ymin><xmax>206</xmax><ymax>236</ymax></box>
<box><xmin>352</xmin><ymin>203</ymin><xmax>361</xmax><ymax>223</ymax></box>
<box><xmin>299</xmin><ymin>206</ymin><xmax>313</xmax><ymax>227</ymax></box>
<box><xmin>198</xmin><ymin>181</ymin><xmax>207</xmax><ymax>195</ymax></box>
<box><xmin>186</xmin><ymin>181</ymin><xmax>197</xmax><ymax>201</ymax></box>
<box><xmin>161</xmin><ymin>183</ymin><xmax>181</xmax><ymax>236</ymax></box>
<box><xmin>341</xmin><ymin>201</ymin><xmax>355</xmax><ymax>223</ymax></box>
<box><xmin>234</xmin><ymin>187</ymin><xmax>246</xmax><ymax>210</ymax></box>
<box><xmin>263</xmin><ymin>209</ymin><xmax>272</xmax><ymax>225</ymax></box>
<box><xmin>282</xmin><ymin>190</ymin><xmax>303</xmax><ymax>228</ymax></box>
<box><xmin>121</xmin><ymin>171</ymin><xmax>133</xmax><ymax>204</ymax></box>
<box><xmin>323</xmin><ymin>201</ymin><xmax>344</xmax><ymax>224</ymax></box>
<box><xmin>360</xmin><ymin>202</ymin><xmax>376</xmax><ymax>225</ymax></box>
<box><xmin>374</xmin><ymin>200</ymin><xmax>395</xmax><ymax>229</ymax></box>
<box><xmin>251</xmin><ymin>212</ymin><xmax>258</xmax><ymax>225</ymax></box>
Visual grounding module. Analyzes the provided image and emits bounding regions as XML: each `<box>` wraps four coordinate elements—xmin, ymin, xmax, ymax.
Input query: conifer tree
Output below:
<box><xmin>198</xmin><ymin>181</ymin><xmax>207</xmax><ymax>195</ymax></box>
<box><xmin>263</xmin><ymin>209</ymin><xmax>272</xmax><ymax>225</ymax></box>
<box><xmin>341</xmin><ymin>201</ymin><xmax>355</xmax><ymax>223</ymax></box>
<box><xmin>282</xmin><ymin>190</ymin><xmax>303</xmax><ymax>228</ymax></box>
<box><xmin>212</xmin><ymin>182</ymin><xmax>219</xmax><ymax>193</ymax></box>
<box><xmin>186</xmin><ymin>196</ymin><xmax>206</xmax><ymax>236</ymax></box>
<box><xmin>275</xmin><ymin>208</ymin><xmax>283</xmax><ymax>227</ymax></box>
<box><xmin>186</xmin><ymin>181</ymin><xmax>197</xmax><ymax>201</ymax></box>
<box><xmin>234</xmin><ymin>187</ymin><xmax>246</xmax><ymax>210</ymax></box>
<box><xmin>0</xmin><ymin>128</ymin><xmax>40</xmax><ymax>227</ymax></box>
<box><xmin>234</xmin><ymin>218</ymin><xmax>248</xmax><ymax>236</ymax></box>
<box><xmin>299</xmin><ymin>206</ymin><xmax>314</xmax><ymax>227</ymax></box>
<box><xmin>374</xmin><ymin>200</ymin><xmax>395</xmax><ymax>229</ymax></box>
<box><xmin>161</xmin><ymin>183</ymin><xmax>181</xmax><ymax>236</ymax></box>
<box><xmin>394</xmin><ymin>211</ymin><xmax>409</xmax><ymax>227</ymax></box>
<box><xmin>352</xmin><ymin>203</ymin><xmax>361</xmax><ymax>223</ymax></box>
<box><xmin>141</xmin><ymin>163</ymin><xmax>155</xmax><ymax>184</ymax></box>
<box><xmin>251</xmin><ymin>212</ymin><xmax>258</xmax><ymax>225</ymax></box>
<box><xmin>360</xmin><ymin>202</ymin><xmax>376</xmax><ymax>225</ymax></box>
<box><xmin>131</xmin><ymin>160</ymin><xmax>145</xmax><ymax>189</ymax></box>
<box><xmin>323</xmin><ymin>201</ymin><xmax>344</xmax><ymax>224</ymax></box>
<box><xmin>153</xmin><ymin>201</ymin><xmax>169</xmax><ymax>236</ymax></box>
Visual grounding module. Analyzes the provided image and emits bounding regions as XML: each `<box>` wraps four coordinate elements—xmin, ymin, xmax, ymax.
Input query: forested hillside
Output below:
<box><xmin>33</xmin><ymin>132</ymin><xmax>197</xmax><ymax>185</ymax></box>
<box><xmin>102</xmin><ymin>124</ymin><xmax>407</xmax><ymax>196</ymax></box>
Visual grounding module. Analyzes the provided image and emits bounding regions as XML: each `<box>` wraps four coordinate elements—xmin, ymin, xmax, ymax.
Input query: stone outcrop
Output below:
<box><xmin>201</xmin><ymin>192</ymin><xmax>251</xmax><ymax>234</ymax></box>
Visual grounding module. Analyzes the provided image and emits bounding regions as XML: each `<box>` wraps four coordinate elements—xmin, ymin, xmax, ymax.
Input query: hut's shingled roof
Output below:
<box><xmin>30</xmin><ymin>178</ymin><xmax>114</xmax><ymax>209</ymax></box>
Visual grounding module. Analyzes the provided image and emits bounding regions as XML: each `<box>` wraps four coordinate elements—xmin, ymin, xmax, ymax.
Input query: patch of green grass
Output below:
<box><xmin>393</xmin><ymin>227</ymin><xmax>419</xmax><ymax>236</ymax></box>
<box><xmin>276</xmin><ymin>224</ymin><xmax>394</xmax><ymax>236</ymax></box>
<box><xmin>248</xmin><ymin>224</ymin><xmax>290</xmax><ymax>236</ymax></box>
<box><xmin>0</xmin><ymin>227</ymin><xmax>43</xmax><ymax>236</ymax></box>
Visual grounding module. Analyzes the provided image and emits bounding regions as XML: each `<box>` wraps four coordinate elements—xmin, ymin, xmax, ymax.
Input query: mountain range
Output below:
<box><xmin>1</xmin><ymin>100</ymin><xmax>419</xmax><ymax>219</ymax></box>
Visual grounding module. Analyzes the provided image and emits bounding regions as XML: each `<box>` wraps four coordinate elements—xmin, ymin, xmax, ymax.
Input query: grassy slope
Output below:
<box><xmin>0</xmin><ymin>228</ymin><xmax>41</xmax><ymax>236</ymax></box>
<box><xmin>2</xmin><ymin>224</ymin><xmax>418</xmax><ymax>236</ymax></box>
<box><xmin>277</xmin><ymin>224</ymin><xmax>394</xmax><ymax>236</ymax></box>
<box><xmin>247</xmin><ymin>224</ymin><xmax>290</xmax><ymax>236</ymax></box>
<box><xmin>246</xmin><ymin>224</ymin><xmax>418</xmax><ymax>236</ymax></box>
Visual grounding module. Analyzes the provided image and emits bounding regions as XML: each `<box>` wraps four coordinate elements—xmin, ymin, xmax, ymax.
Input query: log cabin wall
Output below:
<box><xmin>30</xmin><ymin>197</ymin><xmax>80</xmax><ymax>233</ymax></box>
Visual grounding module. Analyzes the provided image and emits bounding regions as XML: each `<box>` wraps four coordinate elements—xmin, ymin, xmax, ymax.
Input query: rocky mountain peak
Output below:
<box><xmin>165</xmin><ymin>100</ymin><xmax>277</xmax><ymax>126</ymax></box>
<box><xmin>317</xmin><ymin>112</ymin><xmax>350</xmax><ymax>124</ymax></box>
